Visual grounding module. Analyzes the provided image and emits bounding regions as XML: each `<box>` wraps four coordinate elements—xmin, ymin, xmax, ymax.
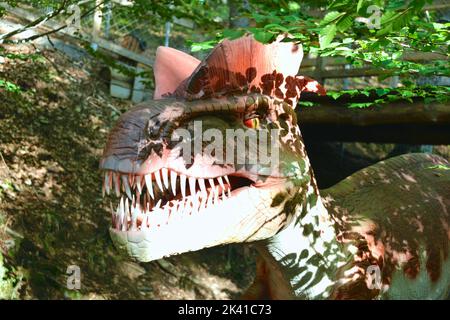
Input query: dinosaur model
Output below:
<box><xmin>100</xmin><ymin>35</ymin><xmax>450</xmax><ymax>299</ymax></box>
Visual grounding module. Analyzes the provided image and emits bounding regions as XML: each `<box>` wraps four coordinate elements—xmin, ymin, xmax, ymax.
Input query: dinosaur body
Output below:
<box><xmin>100</xmin><ymin>35</ymin><xmax>450</xmax><ymax>299</ymax></box>
<box><xmin>245</xmin><ymin>153</ymin><xmax>450</xmax><ymax>299</ymax></box>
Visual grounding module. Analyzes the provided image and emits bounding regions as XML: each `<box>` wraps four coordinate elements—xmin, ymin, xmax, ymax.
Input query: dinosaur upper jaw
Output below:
<box><xmin>100</xmin><ymin>161</ymin><xmax>288</xmax><ymax>262</ymax></box>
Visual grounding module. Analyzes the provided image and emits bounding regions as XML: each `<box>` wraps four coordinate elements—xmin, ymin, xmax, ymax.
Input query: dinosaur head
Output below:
<box><xmin>100</xmin><ymin>35</ymin><xmax>325</xmax><ymax>262</ymax></box>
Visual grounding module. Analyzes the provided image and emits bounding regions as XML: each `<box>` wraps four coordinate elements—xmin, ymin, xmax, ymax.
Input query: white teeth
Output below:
<box><xmin>177</xmin><ymin>200</ymin><xmax>185</xmax><ymax>216</ymax></box>
<box><xmin>115</xmin><ymin>203</ymin><xmax>120</xmax><ymax>229</ymax></box>
<box><xmin>180</xmin><ymin>174</ymin><xmax>187</xmax><ymax>198</ymax></box>
<box><xmin>114</xmin><ymin>173</ymin><xmax>121</xmax><ymax>197</ymax></box>
<box><xmin>131</xmin><ymin>206</ymin><xmax>138</xmax><ymax>230</ymax></box>
<box><xmin>119</xmin><ymin>197</ymin><xmax>125</xmax><ymax>230</ymax></box>
<box><xmin>145</xmin><ymin>174</ymin><xmax>154</xmax><ymax>199</ymax></box>
<box><xmin>104</xmin><ymin>171</ymin><xmax>111</xmax><ymax>195</ymax></box>
<box><xmin>122</xmin><ymin>175</ymin><xmax>132</xmax><ymax>200</ymax></box>
<box><xmin>161</xmin><ymin>168</ymin><xmax>169</xmax><ymax>189</ymax></box>
<box><xmin>199</xmin><ymin>194</ymin><xmax>207</xmax><ymax>212</ymax></box>
<box><xmin>128</xmin><ymin>173</ymin><xmax>135</xmax><ymax>189</ymax></box>
<box><xmin>170</xmin><ymin>170</ymin><xmax>178</xmax><ymax>195</ymax></box>
<box><xmin>224</xmin><ymin>175</ymin><xmax>230</xmax><ymax>186</ymax></box>
<box><xmin>125</xmin><ymin>197</ymin><xmax>130</xmax><ymax>230</ymax></box>
<box><xmin>188</xmin><ymin>176</ymin><xmax>196</xmax><ymax>197</ymax></box>
<box><xmin>135</xmin><ymin>175</ymin><xmax>142</xmax><ymax>194</ymax></box>
<box><xmin>208</xmin><ymin>178</ymin><xmax>215</xmax><ymax>189</ymax></box>
<box><xmin>154</xmin><ymin>170</ymin><xmax>164</xmax><ymax>192</ymax></box>
<box><xmin>155</xmin><ymin>199</ymin><xmax>162</xmax><ymax>210</ymax></box>
<box><xmin>141</xmin><ymin>214</ymin><xmax>148</xmax><ymax>230</ymax></box>
<box><xmin>110</xmin><ymin>202</ymin><xmax>114</xmax><ymax>223</ymax></box>
<box><xmin>214</xmin><ymin>187</ymin><xmax>219</xmax><ymax>204</ymax></box>
<box><xmin>198</xmin><ymin>178</ymin><xmax>207</xmax><ymax>197</ymax></box>
<box><xmin>217</xmin><ymin>176</ymin><xmax>225</xmax><ymax>190</ymax></box>
<box><xmin>207</xmin><ymin>191</ymin><xmax>213</xmax><ymax>207</ymax></box>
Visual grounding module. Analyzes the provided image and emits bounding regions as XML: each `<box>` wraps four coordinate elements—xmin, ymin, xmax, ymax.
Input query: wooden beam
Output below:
<box><xmin>301</xmin><ymin>51</ymin><xmax>447</xmax><ymax>68</ymax></box>
<box><xmin>300</xmin><ymin>123</ymin><xmax>450</xmax><ymax>145</ymax></box>
<box><xmin>92</xmin><ymin>36</ymin><xmax>154</xmax><ymax>66</ymax></box>
<box><xmin>301</xmin><ymin>67</ymin><xmax>391</xmax><ymax>79</ymax></box>
<box><xmin>297</xmin><ymin>98</ymin><xmax>450</xmax><ymax>144</ymax></box>
<box><xmin>4</xmin><ymin>5</ymin><xmax>154</xmax><ymax>67</ymax></box>
<box><xmin>297</xmin><ymin>101</ymin><xmax>450</xmax><ymax>126</ymax></box>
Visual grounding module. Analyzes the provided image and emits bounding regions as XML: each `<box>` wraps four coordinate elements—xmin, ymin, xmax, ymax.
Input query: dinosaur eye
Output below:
<box><xmin>243</xmin><ymin>117</ymin><xmax>260</xmax><ymax>129</ymax></box>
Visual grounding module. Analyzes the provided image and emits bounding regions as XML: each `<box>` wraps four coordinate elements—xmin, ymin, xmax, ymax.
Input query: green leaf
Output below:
<box><xmin>319</xmin><ymin>24</ymin><xmax>337</xmax><ymax>49</ymax></box>
<box><xmin>327</xmin><ymin>91</ymin><xmax>343</xmax><ymax>100</ymax></box>
<box><xmin>347</xmin><ymin>102</ymin><xmax>374</xmax><ymax>108</ymax></box>
<box><xmin>253</xmin><ymin>30</ymin><xmax>275</xmax><ymax>44</ymax></box>
<box><xmin>356</xmin><ymin>0</ymin><xmax>364</xmax><ymax>13</ymax></box>
<box><xmin>222</xmin><ymin>29</ymin><xmax>245</xmax><ymax>40</ymax></box>
<box><xmin>336</xmin><ymin>14</ymin><xmax>354</xmax><ymax>32</ymax></box>
<box><xmin>376</xmin><ymin>88</ymin><xmax>390</xmax><ymax>96</ymax></box>
<box><xmin>320</xmin><ymin>11</ymin><xmax>345</xmax><ymax>26</ymax></box>
<box><xmin>298</xmin><ymin>101</ymin><xmax>315</xmax><ymax>107</ymax></box>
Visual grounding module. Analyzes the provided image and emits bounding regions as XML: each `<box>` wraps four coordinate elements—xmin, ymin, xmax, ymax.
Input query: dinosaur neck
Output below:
<box><xmin>266</xmin><ymin>184</ymin><xmax>345</xmax><ymax>299</ymax></box>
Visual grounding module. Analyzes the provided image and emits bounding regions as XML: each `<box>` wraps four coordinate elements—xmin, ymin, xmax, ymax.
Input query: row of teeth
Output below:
<box><xmin>102</xmin><ymin>168</ymin><xmax>231</xmax><ymax>201</ymax></box>
<box><xmin>111</xmin><ymin>187</ymin><xmax>230</xmax><ymax>232</ymax></box>
<box><xmin>103</xmin><ymin>168</ymin><xmax>233</xmax><ymax>231</ymax></box>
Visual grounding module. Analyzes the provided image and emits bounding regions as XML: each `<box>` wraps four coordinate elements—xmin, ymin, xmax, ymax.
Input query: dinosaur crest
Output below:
<box><xmin>154</xmin><ymin>35</ymin><xmax>326</xmax><ymax>106</ymax></box>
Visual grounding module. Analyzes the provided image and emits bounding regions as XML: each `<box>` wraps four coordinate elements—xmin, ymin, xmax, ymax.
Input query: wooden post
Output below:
<box><xmin>92</xmin><ymin>0</ymin><xmax>103</xmax><ymax>38</ymax></box>
<box><xmin>315</xmin><ymin>57</ymin><xmax>325</xmax><ymax>85</ymax></box>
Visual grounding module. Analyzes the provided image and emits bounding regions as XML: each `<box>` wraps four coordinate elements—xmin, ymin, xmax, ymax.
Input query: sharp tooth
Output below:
<box><xmin>114</xmin><ymin>173</ymin><xmax>121</xmax><ymax>197</ymax></box>
<box><xmin>145</xmin><ymin>174</ymin><xmax>154</xmax><ymax>199</ymax></box>
<box><xmin>128</xmin><ymin>173</ymin><xmax>135</xmax><ymax>188</ymax></box>
<box><xmin>155</xmin><ymin>199</ymin><xmax>162</xmax><ymax>210</ymax></box>
<box><xmin>105</xmin><ymin>171</ymin><xmax>111</xmax><ymax>195</ymax></box>
<box><xmin>180</xmin><ymin>174</ymin><xmax>187</xmax><ymax>198</ymax></box>
<box><xmin>214</xmin><ymin>187</ymin><xmax>219</xmax><ymax>204</ymax></box>
<box><xmin>188</xmin><ymin>177</ymin><xmax>196</xmax><ymax>196</ymax></box>
<box><xmin>224</xmin><ymin>175</ymin><xmax>230</xmax><ymax>186</ymax></box>
<box><xmin>115</xmin><ymin>203</ymin><xmax>120</xmax><ymax>229</ymax></box>
<box><xmin>141</xmin><ymin>214</ymin><xmax>148</xmax><ymax>230</ymax></box>
<box><xmin>177</xmin><ymin>201</ymin><xmax>185</xmax><ymax>216</ymax></box>
<box><xmin>198</xmin><ymin>178</ymin><xmax>207</xmax><ymax>197</ymax></box>
<box><xmin>125</xmin><ymin>198</ymin><xmax>130</xmax><ymax>230</ymax></box>
<box><xmin>217</xmin><ymin>176</ymin><xmax>225</xmax><ymax>190</ymax></box>
<box><xmin>119</xmin><ymin>197</ymin><xmax>125</xmax><ymax>230</ymax></box>
<box><xmin>207</xmin><ymin>191</ymin><xmax>213</xmax><ymax>208</ymax></box>
<box><xmin>131</xmin><ymin>204</ymin><xmax>139</xmax><ymax>230</ymax></box>
<box><xmin>109</xmin><ymin>202</ymin><xmax>114</xmax><ymax>224</ymax></box>
<box><xmin>135</xmin><ymin>175</ymin><xmax>142</xmax><ymax>194</ymax></box>
<box><xmin>122</xmin><ymin>175</ymin><xmax>132</xmax><ymax>200</ymax></box>
<box><xmin>161</xmin><ymin>168</ymin><xmax>169</xmax><ymax>189</ymax></box>
<box><xmin>199</xmin><ymin>194</ymin><xmax>207</xmax><ymax>212</ymax></box>
<box><xmin>208</xmin><ymin>178</ymin><xmax>215</xmax><ymax>189</ymax></box>
<box><xmin>170</xmin><ymin>170</ymin><xmax>178</xmax><ymax>195</ymax></box>
<box><xmin>227</xmin><ymin>187</ymin><xmax>231</xmax><ymax>197</ymax></box>
<box><xmin>154</xmin><ymin>170</ymin><xmax>164</xmax><ymax>192</ymax></box>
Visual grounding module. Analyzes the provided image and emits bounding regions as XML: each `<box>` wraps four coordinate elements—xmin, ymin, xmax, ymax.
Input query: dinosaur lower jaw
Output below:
<box><xmin>102</xmin><ymin>167</ymin><xmax>286</xmax><ymax>261</ymax></box>
<box><xmin>105</xmin><ymin>169</ymin><xmax>251</xmax><ymax>232</ymax></box>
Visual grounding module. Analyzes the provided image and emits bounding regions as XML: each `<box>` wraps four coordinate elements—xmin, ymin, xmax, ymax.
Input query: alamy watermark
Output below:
<box><xmin>65</xmin><ymin>5</ymin><xmax>81</xmax><ymax>35</ymax></box>
<box><xmin>366</xmin><ymin>265</ymin><xmax>382</xmax><ymax>290</ymax></box>
<box><xmin>66</xmin><ymin>265</ymin><xmax>81</xmax><ymax>290</ymax></box>
<box><xmin>170</xmin><ymin>121</ymin><xmax>281</xmax><ymax>169</ymax></box>
<box><xmin>356</xmin><ymin>5</ymin><xmax>382</xmax><ymax>30</ymax></box>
